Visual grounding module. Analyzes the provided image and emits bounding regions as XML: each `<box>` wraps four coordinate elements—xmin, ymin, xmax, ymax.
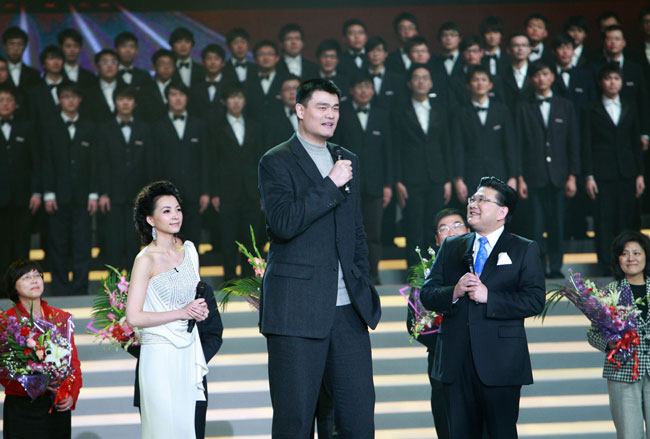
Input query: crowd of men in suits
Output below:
<box><xmin>1</xmin><ymin>8</ymin><xmax>650</xmax><ymax>295</ymax></box>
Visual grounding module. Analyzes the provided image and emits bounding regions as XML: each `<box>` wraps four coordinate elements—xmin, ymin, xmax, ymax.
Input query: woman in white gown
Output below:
<box><xmin>126</xmin><ymin>181</ymin><xmax>209</xmax><ymax>439</ymax></box>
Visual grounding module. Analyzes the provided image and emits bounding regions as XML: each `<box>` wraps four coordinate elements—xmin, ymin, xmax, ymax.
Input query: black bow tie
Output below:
<box><xmin>47</xmin><ymin>83</ymin><xmax>59</xmax><ymax>90</ymax></box>
<box><xmin>609</xmin><ymin>60</ymin><xmax>621</xmax><ymax>68</ymax></box>
<box><xmin>356</xmin><ymin>107</ymin><xmax>369</xmax><ymax>114</ymax></box>
<box><xmin>485</xmin><ymin>54</ymin><xmax>498</xmax><ymax>61</ymax></box>
<box><xmin>120</xmin><ymin>68</ymin><xmax>133</xmax><ymax>75</ymax></box>
<box><xmin>259</xmin><ymin>73</ymin><xmax>271</xmax><ymax>80</ymax></box>
<box><xmin>178</xmin><ymin>62</ymin><xmax>190</xmax><ymax>69</ymax></box>
<box><xmin>530</xmin><ymin>48</ymin><xmax>540</xmax><ymax>55</ymax></box>
<box><xmin>442</xmin><ymin>55</ymin><xmax>454</xmax><ymax>62</ymax></box>
<box><xmin>207</xmin><ymin>81</ymin><xmax>219</xmax><ymax>88</ymax></box>
<box><xmin>369</xmin><ymin>72</ymin><xmax>383</xmax><ymax>79</ymax></box>
<box><xmin>172</xmin><ymin>114</ymin><xmax>185</xmax><ymax>121</ymax></box>
<box><xmin>537</xmin><ymin>97</ymin><xmax>552</xmax><ymax>105</ymax></box>
<box><xmin>234</xmin><ymin>61</ymin><xmax>247</xmax><ymax>68</ymax></box>
<box><xmin>65</xmin><ymin>120</ymin><xmax>76</xmax><ymax>127</ymax></box>
<box><xmin>1</xmin><ymin>119</ymin><xmax>12</xmax><ymax>127</ymax></box>
<box><xmin>288</xmin><ymin>108</ymin><xmax>296</xmax><ymax>116</ymax></box>
<box><xmin>559</xmin><ymin>68</ymin><xmax>571</xmax><ymax>75</ymax></box>
<box><xmin>474</xmin><ymin>106</ymin><xmax>488</xmax><ymax>113</ymax></box>
<box><xmin>119</xmin><ymin>120</ymin><xmax>133</xmax><ymax>128</ymax></box>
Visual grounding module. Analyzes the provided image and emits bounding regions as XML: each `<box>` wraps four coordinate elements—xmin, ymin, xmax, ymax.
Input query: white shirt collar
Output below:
<box><xmin>476</xmin><ymin>225</ymin><xmax>504</xmax><ymax>249</ymax></box>
<box><xmin>602</xmin><ymin>95</ymin><xmax>621</xmax><ymax>107</ymax></box>
<box><xmin>206</xmin><ymin>73</ymin><xmax>223</xmax><ymax>83</ymax></box>
<box><xmin>606</xmin><ymin>53</ymin><xmax>624</xmax><ymax>67</ymax></box>
<box><xmin>536</xmin><ymin>91</ymin><xmax>553</xmax><ymax>100</ymax></box>
<box><xmin>61</xmin><ymin>112</ymin><xmax>79</xmax><ymax>123</ymax></box>
<box><xmin>100</xmin><ymin>79</ymin><xmax>117</xmax><ymax>90</ymax></box>
<box><xmin>7</xmin><ymin>61</ymin><xmax>21</xmax><ymax>70</ymax></box>
<box><xmin>45</xmin><ymin>76</ymin><xmax>63</xmax><ymax>86</ymax></box>
<box><xmin>412</xmin><ymin>97</ymin><xmax>431</xmax><ymax>110</ymax></box>
<box><xmin>169</xmin><ymin>111</ymin><xmax>188</xmax><ymax>120</ymax></box>
<box><xmin>471</xmin><ymin>98</ymin><xmax>489</xmax><ymax>109</ymax></box>
<box><xmin>226</xmin><ymin>113</ymin><xmax>243</xmax><ymax>124</ymax></box>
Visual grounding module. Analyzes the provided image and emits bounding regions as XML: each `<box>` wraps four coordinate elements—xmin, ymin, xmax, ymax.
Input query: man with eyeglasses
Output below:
<box><xmin>420</xmin><ymin>176</ymin><xmax>545</xmax><ymax>439</ymax></box>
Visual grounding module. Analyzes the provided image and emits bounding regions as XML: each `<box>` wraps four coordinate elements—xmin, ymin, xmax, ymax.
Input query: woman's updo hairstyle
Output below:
<box><xmin>133</xmin><ymin>181</ymin><xmax>182</xmax><ymax>244</ymax></box>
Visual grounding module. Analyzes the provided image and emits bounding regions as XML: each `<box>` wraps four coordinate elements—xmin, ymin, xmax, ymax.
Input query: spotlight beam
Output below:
<box><xmin>69</xmin><ymin>5</ymin><xmax>103</xmax><ymax>53</ymax></box>
<box><xmin>115</xmin><ymin>4</ymin><xmax>171</xmax><ymax>49</ymax></box>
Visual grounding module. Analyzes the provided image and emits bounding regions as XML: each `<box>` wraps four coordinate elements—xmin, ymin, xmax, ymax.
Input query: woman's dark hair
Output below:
<box><xmin>611</xmin><ymin>231</ymin><xmax>650</xmax><ymax>281</ymax></box>
<box><xmin>3</xmin><ymin>259</ymin><xmax>43</xmax><ymax>303</ymax></box>
<box><xmin>476</xmin><ymin>176</ymin><xmax>518</xmax><ymax>224</ymax></box>
<box><xmin>133</xmin><ymin>181</ymin><xmax>182</xmax><ymax>245</ymax></box>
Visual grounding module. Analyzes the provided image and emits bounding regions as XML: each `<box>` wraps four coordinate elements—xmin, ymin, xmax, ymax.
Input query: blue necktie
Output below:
<box><xmin>474</xmin><ymin>237</ymin><xmax>488</xmax><ymax>276</ymax></box>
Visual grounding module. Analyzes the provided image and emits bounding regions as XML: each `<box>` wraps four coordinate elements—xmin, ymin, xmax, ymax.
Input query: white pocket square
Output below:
<box><xmin>497</xmin><ymin>252</ymin><xmax>512</xmax><ymax>265</ymax></box>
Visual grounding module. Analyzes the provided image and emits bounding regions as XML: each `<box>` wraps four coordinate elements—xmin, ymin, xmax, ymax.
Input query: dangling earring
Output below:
<box><xmin>152</xmin><ymin>226</ymin><xmax>157</xmax><ymax>243</ymax></box>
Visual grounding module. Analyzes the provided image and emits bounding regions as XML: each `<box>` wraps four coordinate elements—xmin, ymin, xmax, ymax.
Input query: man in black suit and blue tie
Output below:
<box><xmin>420</xmin><ymin>176</ymin><xmax>546</xmax><ymax>439</ymax></box>
<box><xmin>258</xmin><ymin>78</ymin><xmax>381</xmax><ymax>438</ymax></box>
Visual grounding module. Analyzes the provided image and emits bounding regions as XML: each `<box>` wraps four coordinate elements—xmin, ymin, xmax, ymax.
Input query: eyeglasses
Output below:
<box><xmin>20</xmin><ymin>273</ymin><xmax>43</xmax><ymax>282</ymax></box>
<box><xmin>468</xmin><ymin>194</ymin><xmax>503</xmax><ymax>206</ymax></box>
<box><xmin>437</xmin><ymin>222</ymin><xmax>467</xmax><ymax>234</ymax></box>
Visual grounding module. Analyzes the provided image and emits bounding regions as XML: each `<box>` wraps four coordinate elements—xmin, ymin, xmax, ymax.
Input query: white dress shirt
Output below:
<box><xmin>412</xmin><ymin>98</ymin><xmax>431</xmax><ymax>134</ymax></box>
<box><xmin>353</xmin><ymin>103</ymin><xmax>370</xmax><ymax>131</ymax></box>
<box><xmin>536</xmin><ymin>92</ymin><xmax>553</xmax><ymax>127</ymax></box>
<box><xmin>486</xmin><ymin>48</ymin><xmax>501</xmax><ymax>76</ymax></box>
<box><xmin>603</xmin><ymin>95</ymin><xmax>621</xmax><ymax>126</ymax></box>
<box><xmin>606</xmin><ymin>54</ymin><xmax>624</xmax><ymax>68</ymax></box>
<box><xmin>64</xmin><ymin>63</ymin><xmax>79</xmax><ymax>83</ymax></box>
<box><xmin>206</xmin><ymin>74</ymin><xmax>222</xmax><ymax>102</ymax></box>
<box><xmin>370</xmin><ymin>68</ymin><xmax>385</xmax><ymax>94</ymax></box>
<box><xmin>1</xmin><ymin>117</ymin><xmax>12</xmax><ymax>140</ymax></box>
<box><xmin>443</xmin><ymin>51</ymin><xmax>459</xmax><ymax>76</ymax></box>
<box><xmin>472</xmin><ymin>99</ymin><xmax>490</xmax><ymax>126</ymax></box>
<box><xmin>513</xmin><ymin>63</ymin><xmax>528</xmax><ymax>90</ymax></box>
<box><xmin>100</xmin><ymin>80</ymin><xmax>117</xmax><ymax>113</ymax></box>
<box><xmin>645</xmin><ymin>42</ymin><xmax>650</xmax><ymax>64</ymax></box>
<box><xmin>176</xmin><ymin>59</ymin><xmax>192</xmax><ymax>87</ymax></box>
<box><xmin>556</xmin><ymin>65</ymin><xmax>571</xmax><ymax>88</ymax></box>
<box><xmin>119</xmin><ymin>64</ymin><xmax>133</xmax><ymax>85</ymax></box>
<box><xmin>8</xmin><ymin>61</ymin><xmax>22</xmax><ymax>87</ymax></box>
<box><xmin>118</xmin><ymin>117</ymin><xmax>133</xmax><ymax>143</ymax></box>
<box><xmin>170</xmin><ymin>111</ymin><xmax>187</xmax><ymax>139</ymax></box>
<box><xmin>259</xmin><ymin>71</ymin><xmax>276</xmax><ymax>95</ymax></box>
<box><xmin>285</xmin><ymin>106</ymin><xmax>299</xmax><ymax>132</ymax></box>
<box><xmin>45</xmin><ymin>76</ymin><xmax>62</xmax><ymax>104</ymax></box>
<box><xmin>232</xmin><ymin>58</ymin><xmax>248</xmax><ymax>82</ymax></box>
<box><xmin>528</xmin><ymin>43</ymin><xmax>544</xmax><ymax>62</ymax></box>
<box><xmin>571</xmin><ymin>44</ymin><xmax>584</xmax><ymax>68</ymax></box>
<box><xmin>227</xmin><ymin>113</ymin><xmax>245</xmax><ymax>146</ymax></box>
<box><xmin>156</xmin><ymin>79</ymin><xmax>171</xmax><ymax>104</ymax></box>
<box><xmin>472</xmin><ymin>226</ymin><xmax>504</xmax><ymax>265</ymax></box>
<box><xmin>283</xmin><ymin>55</ymin><xmax>302</xmax><ymax>77</ymax></box>
<box><xmin>350</xmin><ymin>49</ymin><xmax>365</xmax><ymax>69</ymax></box>
<box><xmin>400</xmin><ymin>48</ymin><xmax>412</xmax><ymax>71</ymax></box>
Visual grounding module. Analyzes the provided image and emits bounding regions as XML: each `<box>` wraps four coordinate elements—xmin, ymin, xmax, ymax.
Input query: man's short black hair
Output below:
<box><xmin>477</xmin><ymin>176</ymin><xmax>517</xmax><ymax>223</ymax></box>
<box><xmin>253</xmin><ymin>40</ymin><xmax>279</xmax><ymax>56</ymax></box>
<box><xmin>434</xmin><ymin>208</ymin><xmax>469</xmax><ymax>231</ymax></box>
<box><xmin>603</xmin><ymin>24</ymin><xmax>626</xmax><ymax>40</ymax></box>
<box><xmin>365</xmin><ymin>36</ymin><xmax>387</xmax><ymax>53</ymax></box>
<box><xmin>349</xmin><ymin>72</ymin><xmax>374</xmax><ymax>88</ymax></box>
<box><xmin>201</xmin><ymin>44</ymin><xmax>226</xmax><ymax>61</ymax></box>
<box><xmin>0</xmin><ymin>83</ymin><xmax>17</xmax><ymax>100</ymax></box>
<box><xmin>226</xmin><ymin>28</ymin><xmax>250</xmax><ymax>46</ymax></box>
<box><xmin>392</xmin><ymin>12</ymin><xmax>419</xmax><ymax>33</ymax></box>
<box><xmin>296</xmin><ymin>78</ymin><xmax>341</xmax><ymax>106</ymax></box>
<box><xmin>640</xmin><ymin>7</ymin><xmax>650</xmax><ymax>22</ymax></box>
<box><xmin>597</xmin><ymin>61</ymin><xmax>623</xmax><ymax>82</ymax></box>
<box><xmin>316</xmin><ymin>39</ymin><xmax>341</xmax><ymax>58</ymax></box>
<box><xmin>113</xmin><ymin>84</ymin><xmax>138</xmax><ymax>103</ymax></box>
<box><xmin>114</xmin><ymin>31</ymin><xmax>138</xmax><ymax>48</ymax></box>
<box><xmin>465</xmin><ymin>64</ymin><xmax>492</xmax><ymax>84</ymax></box>
<box><xmin>279</xmin><ymin>23</ymin><xmax>304</xmax><ymax>41</ymax></box>
<box><xmin>56</xmin><ymin>80</ymin><xmax>82</xmax><ymax>98</ymax></box>
<box><xmin>564</xmin><ymin>15</ymin><xmax>590</xmax><ymax>33</ymax></box>
<box><xmin>282</xmin><ymin>74</ymin><xmax>301</xmax><ymax>85</ymax></box>
<box><xmin>551</xmin><ymin>33</ymin><xmax>575</xmax><ymax>51</ymax></box>
<box><xmin>529</xmin><ymin>59</ymin><xmax>553</xmax><ymax>77</ymax></box>
<box><xmin>165</xmin><ymin>80</ymin><xmax>190</xmax><ymax>98</ymax></box>
<box><xmin>2</xmin><ymin>27</ymin><xmax>28</xmax><ymax>45</ymax></box>
<box><xmin>460</xmin><ymin>35</ymin><xmax>482</xmax><ymax>53</ymax></box>
<box><xmin>598</xmin><ymin>10</ymin><xmax>621</xmax><ymax>26</ymax></box>
<box><xmin>169</xmin><ymin>27</ymin><xmax>195</xmax><ymax>46</ymax></box>
<box><xmin>152</xmin><ymin>49</ymin><xmax>175</xmax><ymax>65</ymax></box>
<box><xmin>437</xmin><ymin>22</ymin><xmax>462</xmax><ymax>41</ymax></box>
<box><xmin>407</xmin><ymin>63</ymin><xmax>431</xmax><ymax>81</ymax></box>
<box><xmin>405</xmin><ymin>36</ymin><xmax>430</xmax><ymax>53</ymax></box>
<box><xmin>94</xmin><ymin>48</ymin><xmax>118</xmax><ymax>65</ymax></box>
<box><xmin>480</xmin><ymin>16</ymin><xmax>504</xmax><ymax>35</ymax></box>
<box><xmin>342</xmin><ymin>18</ymin><xmax>367</xmax><ymax>36</ymax></box>
<box><xmin>524</xmin><ymin>13</ymin><xmax>549</xmax><ymax>28</ymax></box>
<box><xmin>508</xmin><ymin>32</ymin><xmax>531</xmax><ymax>45</ymax></box>
<box><xmin>57</xmin><ymin>28</ymin><xmax>83</xmax><ymax>46</ymax></box>
<box><xmin>611</xmin><ymin>231</ymin><xmax>650</xmax><ymax>280</ymax></box>
<box><xmin>221</xmin><ymin>82</ymin><xmax>246</xmax><ymax>100</ymax></box>
<box><xmin>39</xmin><ymin>45</ymin><xmax>64</xmax><ymax>66</ymax></box>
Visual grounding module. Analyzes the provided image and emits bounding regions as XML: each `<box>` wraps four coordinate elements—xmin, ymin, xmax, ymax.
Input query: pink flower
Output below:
<box><xmin>107</xmin><ymin>313</ymin><xmax>117</xmax><ymax>321</ymax></box>
<box><xmin>117</xmin><ymin>276</ymin><xmax>129</xmax><ymax>293</ymax></box>
<box><xmin>26</xmin><ymin>338</ymin><xmax>36</xmax><ymax>348</ymax></box>
<box><xmin>117</xmin><ymin>302</ymin><xmax>125</xmax><ymax>310</ymax></box>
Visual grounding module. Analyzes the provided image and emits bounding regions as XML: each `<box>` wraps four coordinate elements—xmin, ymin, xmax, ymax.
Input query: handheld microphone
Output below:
<box><xmin>463</xmin><ymin>252</ymin><xmax>475</xmax><ymax>274</ymax></box>
<box><xmin>332</xmin><ymin>146</ymin><xmax>351</xmax><ymax>195</ymax></box>
<box><xmin>187</xmin><ymin>281</ymin><xmax>207</xmax><ymax>333</ymax></box>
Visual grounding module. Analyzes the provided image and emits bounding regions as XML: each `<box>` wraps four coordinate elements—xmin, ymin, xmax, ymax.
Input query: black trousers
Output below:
<box><xmin>443</xmin><ymin>343</ymin><xmax>521</xmax><ymax>439</ymax></box>
<box><xmin>219</xmin><ymin>198</ymin><xmax>262</xmax><ymax>282</ymax></box>
<box><xmin>361</xmin><ymin>195</ymin><xmax>383</xmax><ymax>282</ymax></box>
<box><xmin>46</xmin><ymin>204</ymin><xmax>91</xmax><ymax>296</ymax></box>
<box><xmin>403</xmin><ymin>184</ymin><xmax>444</xmax><ymax>267</ymax></box>
<box><xmin>0</xmin><ymin>205</ymin><xmax>32</xmax><ymax>273</ymax></box>
<box><xmin>529</xmin><ymin>184</ymin><xmax>565</xmax><ymax>273</ymax></box>
<box><xmin>267</xmin><ymin>305</ymin><xmax>375</xmax><ymax>439</ymax></box>
<box><xmin>427</xmin><ymin>350</ymin><xmax>450</xmax><ymax>439</ymax></box>
<box><xmin>102</xmin><ymin>203</ymin><xmax>141</xmax><ymax>270</ymax></box>
<box><xmin>3</xmin><ymin>393</ymin><xmax>71</xmax><ymax>439</ymax></box>
<box><xmin>181</xmin><ymin>202</ymin><xmax>202</xmax><ymax>245</ymax></box>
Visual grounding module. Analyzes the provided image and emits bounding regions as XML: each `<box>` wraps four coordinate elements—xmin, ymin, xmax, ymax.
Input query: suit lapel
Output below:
<box><xmin>480</xmin><ymin>231</ymin><xmax>512</xmax><ymax>283</ymax></box>
<box><xmin>289</xmin><ymin>134</ymin><xmax>326</xmax><ymax>185</ymax></box>
<box><xmin>406</xmin><ymin>102</ymin><xmax>425</xmax><ymax>138</ymax></box>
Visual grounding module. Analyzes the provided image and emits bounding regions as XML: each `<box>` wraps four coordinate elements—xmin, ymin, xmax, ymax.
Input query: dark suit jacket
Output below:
<box><xmin>277</xmin><ymin>56</ymin><xmax>319</xmax><ymax>80</ymax></box>
<box><xmin>627</xmin><ymin>45</ymin><xmax>650</xmax><ymax>88</ymax></box>
<box><xmin>263</xmin><ymin>107</ymin><xmax>296</xmax><ymax>150</ymax></box>
<box><xmin>27</xmin><ymin>80</ymin><xmax>60</xmax><ymax>130</ymax></box>
<box><xmin>97</xmin><ymin>118</ymin><xmax>153</xmax><ymax>204</ymax></box>
<box><xmin>435</xmin><ymin>54</ymin><xmax>464</xmax><ymax>81</ymax></box>
<box><xmin>338</xmin><ymin>50</ymin><xmax>367</xmax><ymax>77</ymax></box>
<box><xmin>551</xmin><ymin>66</ymin><xmax>596</xmax><ymax>119</ymax></box>
<box><xmin>451</xmin><ymin>100</ymin><xmax>517</xmax><ymax>191</ymax></box>
<box><xmin>393</xmin><ymin>96</ymin><xmax>451</xmax><ymax>187</ymax></box>
<box><xmin>372</xmin><ymin>70</ymin><xmax>406</xmax><ymax>110</ymax></box>
<box><xmin>223</xmin><ymin>58</ymin><xmax>258</xmax><ymax>84</ymax></box>
<box><xmin>173</xmin><ymin>60</ymin><xmax>207</xmax><ymax>87</ymax></box>
<box><xmin>385</xmin><ymin>48</ymin><xmax>409</xmax><ymax>76</ymax></box>
<box><xmin>82</xmin><ymin>80</ymin><xmax>125</xmax><ymax>124</ymax></box>
<box><xmin>258</xmin><ymin>134</ymin><xmax>381</xmax><ymax>338</ymax></box>
<box><xmin>516</xmin><ymin>95</ymin><xmax>580</xmax><ymax>188</ymax></box>
<box><xmin>244</xmin><ymin>71</ymin><xmax>286</xmax><ymax>118</ymax></box>
<box><xmin>481</xmin><ymin>52</ymin><xmax>511</xmax><ymax>78</ymax></box>
<box><xmin>63</xmin><ymin>65</ymin><xmax>97</xmax><ymax>90</ymax></box>
<box><xmin>189</xmin><ymin>78</ymin><xmax>229</xmax><ymax>120</ymax></box>
<box><xmin>529</xmin><ymin>44</ymin><xmax>554</xmax><ymax>65</ymax></box>
<box><xmin>420</xmin><ymin>231</ymin><xmax>545</xmax><ymax>385</ymax></box>
<box><xmin>501</xmin><ymin>63</ymin><xmax>535</xmax><ymax>112</ymax></box>
<box><xmin>334</xmin><ymin>102</ymin><xmax>393</xmax><ymax>198</ymax></box>
<box><xmin>9</xmin><ymin>63</ymin><xmax>41</xmax><ymax>91</ymax></box>
<box><xmin>581</xmin><ymin>97</ymin><xmax>644</xmax><ymax>181</ymax></box>
<box><xmin>0</xmin><ymin>119</ymin><xmax>40</xmax><ymax>207</ymax></box>
<box><xmin>118</xmin><ymin>66</ymin><xmax>153</xmax><ymax>91</ymax></box>
<box><xmin>447</xmin><ymin>72</ymin><xmax>505</xmax><ymax>107</ymax></box>
<box><xmin>136</xmin><ymin>79</ymin><xmax>169</xmax><ymax>123</ymax></box>
<box><xmin>41</xmin><ymin>115</ymin><xmax>97</xmax><ymax>205</ymax></box>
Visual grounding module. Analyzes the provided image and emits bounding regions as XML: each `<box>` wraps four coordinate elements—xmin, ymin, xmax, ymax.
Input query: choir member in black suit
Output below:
<box><xmin>114</xmin><ymin>32</ymin><xmax>154</xmax><ymax>91</ymax></box>
<box><xmin>525</xmin><ymin>14</ymin><xmax>554</xmax><ymax>65</ymax></box>
<box><xmin>502</xmin><ymin>33</ymin><xmax>535</xmax><ymax>112</ymax></box>
<box><xmin>335</xmin><ymin>73</ymin><xmax>393</xmax><ymax>284</ymax></box>
<box><xmin>276</xmin><ymin>23</ymin><xmax>319</xmax><ymax>80</ymax></box>
<box><xmin>583</xmin><ymin>63</ymin><xmax>645</xmax><ymax>274</ymax></box>
<box><xmin>628</xmin><ymin>8</ymin><xmax>650</xmax><ymax>87</ymax></box>
<box><xmin>189</xmin><ymin>44</ymin><xmax>229</xmax><ymax>120</ymax></box>
<box><xmin>223</xmin><ymin>28</ymin><xmax>256</xmax><ymax>84</ymax></box>
<box><xmin>42</xmin><ymin>82</ymin><xmax>98</xmax><ymax>296</ymax></box>
<box><xmin>394</xmin><ymin>64</ymin><xmax>452</xmax><ymax>266</ymax></box>
<box><xmin>27</xmin><ymin>46</ymin><xmax>64</xmax><ymax>131</ymax></box>
<box><xmin>564</xmin><ymin>16</ymin><xmax>593</xmax><ymax>68</ymax></box>
<box><xmin>170</xmin><ymin>27</ymin><xmax>206</xmax><ymax>88</ymax></box>
<box><xmin>385</xmin><ymin>12</ymin><xmax>419</xmax><ymax>76</ymax></box>
<box><xmin>451</xmin><ymin>66</ymin><xmax>517</xmax><ymax>204</ymax></box>
<box><xmin>137</xmin><ymin>49</ymin><xmax>175</xmax><ymax>123</ymax></box>
<box><xmin>97</xmin><ymin>86</ymin><xmax>153</xmax><ymax>269</ymax></box>
<box><xmin>315</xmin><ymin>39</ymin><xmax>350</xmax><ymax>93</ymax></box>
<box><xmin>57</xmin><ymin>29</ymin><xmax>96</xmax><ymax>90</ymax></box>
<box><xmin>597</xmin><ymin>10</ymin><xmax>621</xmax><ymax>33</ymax></box>
<box><xmin>480</xmin><ymin>16</ymin><xmax>509</xmax><ymax>78</ymax></box>
<box><xmin>405</xmin><ymin>37</ymin><xmax>450</xmax><ymax>104</ymax></box>
<box><xmin>264</xmin><ymin>75</ymin><xmax>300</xmax><ymax>148</ymax></box>
<box><xmin>517</xmin><ymin>61</ymin><xmax>580</xmax><ymax>278</ymax></box>
<box><xmin>1</xmin><ymin>27</ymin><xmax>40</xmax><ymax>92</ymax></box>
<box><xmin>365</xmin><ymin>36</ymin><xmax>405</xmax><ymax>110</ymax></box>
<box><xmin>339</xmin><ymin>18</ymin><xmax>368</xmax><ymax>77</ymax></box>
<box><xmin>151</xmin><ymin>81</ymin><xmax>210</xmax><ymax>244</ymax></box>
<box><xmin>244</xmin><ymin>40</ymin><xmax>285</xmax><ymax>118</ymax></box>
<box><xmin>436</xmin><ymin>22</ymin><xmax>464</xmax><ymax>80</ymax></box>
<box><xmin>211</xmin><ymin>84</ymin><xmax>264</xmax><ymax>282</ymax></box>
<box><xmin>0</xmin><ymin>85</ymin><xmax>41</xmax><ymax>272</ymax></box>
<box><xmin>551</xmin><ymin>34</ymin><xmax>596</xmax><ymax>111</ymax></box>
<box><xmin>0</xmin><ymin>57</ymin><xmax>26</xmax><ymax>121</ymax></box>
<box><xmin>83</xmin><ymin>49</ymin><xmax>122</xmax><ymax>124</ymax></box>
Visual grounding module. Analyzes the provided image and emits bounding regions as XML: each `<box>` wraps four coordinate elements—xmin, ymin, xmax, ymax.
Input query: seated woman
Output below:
<box><xmin>587</xmin><ymin>231</ymin><xmax>650</xmax><ymax>438</ymax></box>
<box><xmin>1</xmin><ymin>259</ymin><xmax>83</xmax><ymax>439</ymax></box>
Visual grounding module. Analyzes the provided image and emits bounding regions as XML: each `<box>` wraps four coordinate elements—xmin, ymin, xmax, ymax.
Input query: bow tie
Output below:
<box><xmin>288</xmin><ymin>108</ymin><xmax>296</xmax><ymax>116</ymax></box>
<box><xmin>120</xmin><ymin>68</ymin><xmax>133</xmax><ymax>75</ymax></box>
<box><xmin>178</xmin><ymin>62</ymin><xmax>190</xmax><ymax>69</ymax></box>
<box><xmin>356</xmin><ymin>107</ymin><xmax>369</xmax><ymax>114</ymax></box>
<box><xmin>485</xmin><ymin>54</ymin><xmax>497</xmax><ymax>61</ymax></box>
<box><xmin>560</xmin><ymin>68</ymin><xmax>571</xmax><ymax>75</ymax></box>
<box><xmin>474</xmin><ymin>106</ymin><xmax>488</xmax><ymax>113</ymax></box>
<box><xmin>369</xmin><ymin>72</ymin><xmax>383</xmax><ymax>79</ymax></box>
<box><xmin>1</xmin><ymin>119</ymin><xmax>12</xmax><ymax>127</ymax></box>
<box><xmin>234</xmin><ymin>61</ymin><xmax>247</xmax><ymax>68</ymax></box>
<box><xmin>65</xmin><ymin>120</ymin><xmax>76</xmax><ymax>127</ymax></box>
<box><xmin>207</xmin><ymin>81</ymin><xmax>219</xmax><ymax>88</ymax></box>
<box><xmin>119</xmin><ymin>120</ymin><xmax>133</xmax><ymax>128</ymax></box>
<box><xmin>172</xmin><ymin>114</ymin><xmax>185</xmax><ymax>121</ymax></box>
<box><xmin>537</xmin><ymin>97</ymin><xmax>551</xmax><ymax>105</ymax></box>
<box><xmin>442</xmin><ymin>55</ymin><xmax>454</xmax><ymax>62</ymax></box>
<box><xmin>259</xmin><ymin>73</ymin><xmax>271</xmax><ymax>80</ymax></box>
<box><xmin>47</xmin><ymin>83</ymin><xmax>59</xmax><ymax>90</ymax></box>
<box><xmin>609</xmin><ymin>60</ymin><xmax>621</xmax><ymax>68</ymax></box>
<box><xmin>530</xmin><ymin>48</ymin><xmax>540</xmax><ymax>55</ymax></box>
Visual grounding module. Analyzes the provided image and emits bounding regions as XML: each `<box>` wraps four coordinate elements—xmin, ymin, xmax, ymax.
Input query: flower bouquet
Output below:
<box><xmin>399</xmin><ymin>247</ymin><xmax>443</xmax><ymax>343</ymax></box>
<box><xmin>87</xmin><ymin>265</ymin><xmax>139</xmax><ymax>350</ymax></box>
<box><xmin>543</xmin><ymin>269</ymin><xmax>641</xmax><ymax>378</ymax></box>
<box><xmin>218</xmin><ymin>226</ymin><xmax>264</xmax><ymax>311</ymax></box>
<box><xmin>0</xmin><ymin>306</ymin><xmax>75</xmax><ymax>403</ymax></box>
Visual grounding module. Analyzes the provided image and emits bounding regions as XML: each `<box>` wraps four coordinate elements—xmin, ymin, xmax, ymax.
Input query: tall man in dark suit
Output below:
<box><xmin>276</xmin><ymin>23</ymin><xmax>319</xmax><ymax>80</ymax></box>
<box><xmin>244</xmin><ymin>40</ymin><xmax>286</xmax><ymax>118</ymax></box>
<box><xmin>137</xmin><ymin>49</ymin><xmax>175</xmax><ymax>123</ymax></box>
<box><xmin>42</xmin><ymin>81</ymin><xmax>98</xmax><ymax>296</ymax></box>
<box><xmin>0</xmin><ymin>85</ymin><xmax>41</xmax><ymax>271</ymax></box>
<box><xmin>339</xmin><ymin>18</ymin><xmax>368</xmax><ymax>77</ymax></box>
<box><xmin>170</xmin><ymin>27</ymin><xmax>206</xmax><ymax>88</ymax></box>
<box><xmin>2</xmin><ymin>27</ymin><xmax>41</xmax><ymax>92</ymax></box>
<box><xmin>334</xmin><ymin>73</ymin><xmax>393</xmax><ymax>285</ymax></box>
<box><xmin>258</xmin><ymin>78</ymin><xmax>381</xmax><ymax>438</ymax></box>
<box><xmin>58</xmin><ymin>29</ymin><xmax>96</xmax><ymax>90</ymax></box>
<box><xmin>114</xmin><ymin>32</ymin><xmax>154</xmax><ymax>91</ymax></box>
<box><xmin>420</xmin><ymin>176</ymin><xmax>546</xmax><ymax>439</ymax></box>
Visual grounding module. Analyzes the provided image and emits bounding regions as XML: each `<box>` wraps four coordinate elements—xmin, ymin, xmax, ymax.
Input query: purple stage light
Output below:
<box><xmin>116</xmin><ymin>5</ymin><xmax>171</xmax><ymax>50</ymax></box>
<box><xmin>69</xmin><ymin>5</ymin><xmax>103</xmax><ymax>53</ymax></box>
